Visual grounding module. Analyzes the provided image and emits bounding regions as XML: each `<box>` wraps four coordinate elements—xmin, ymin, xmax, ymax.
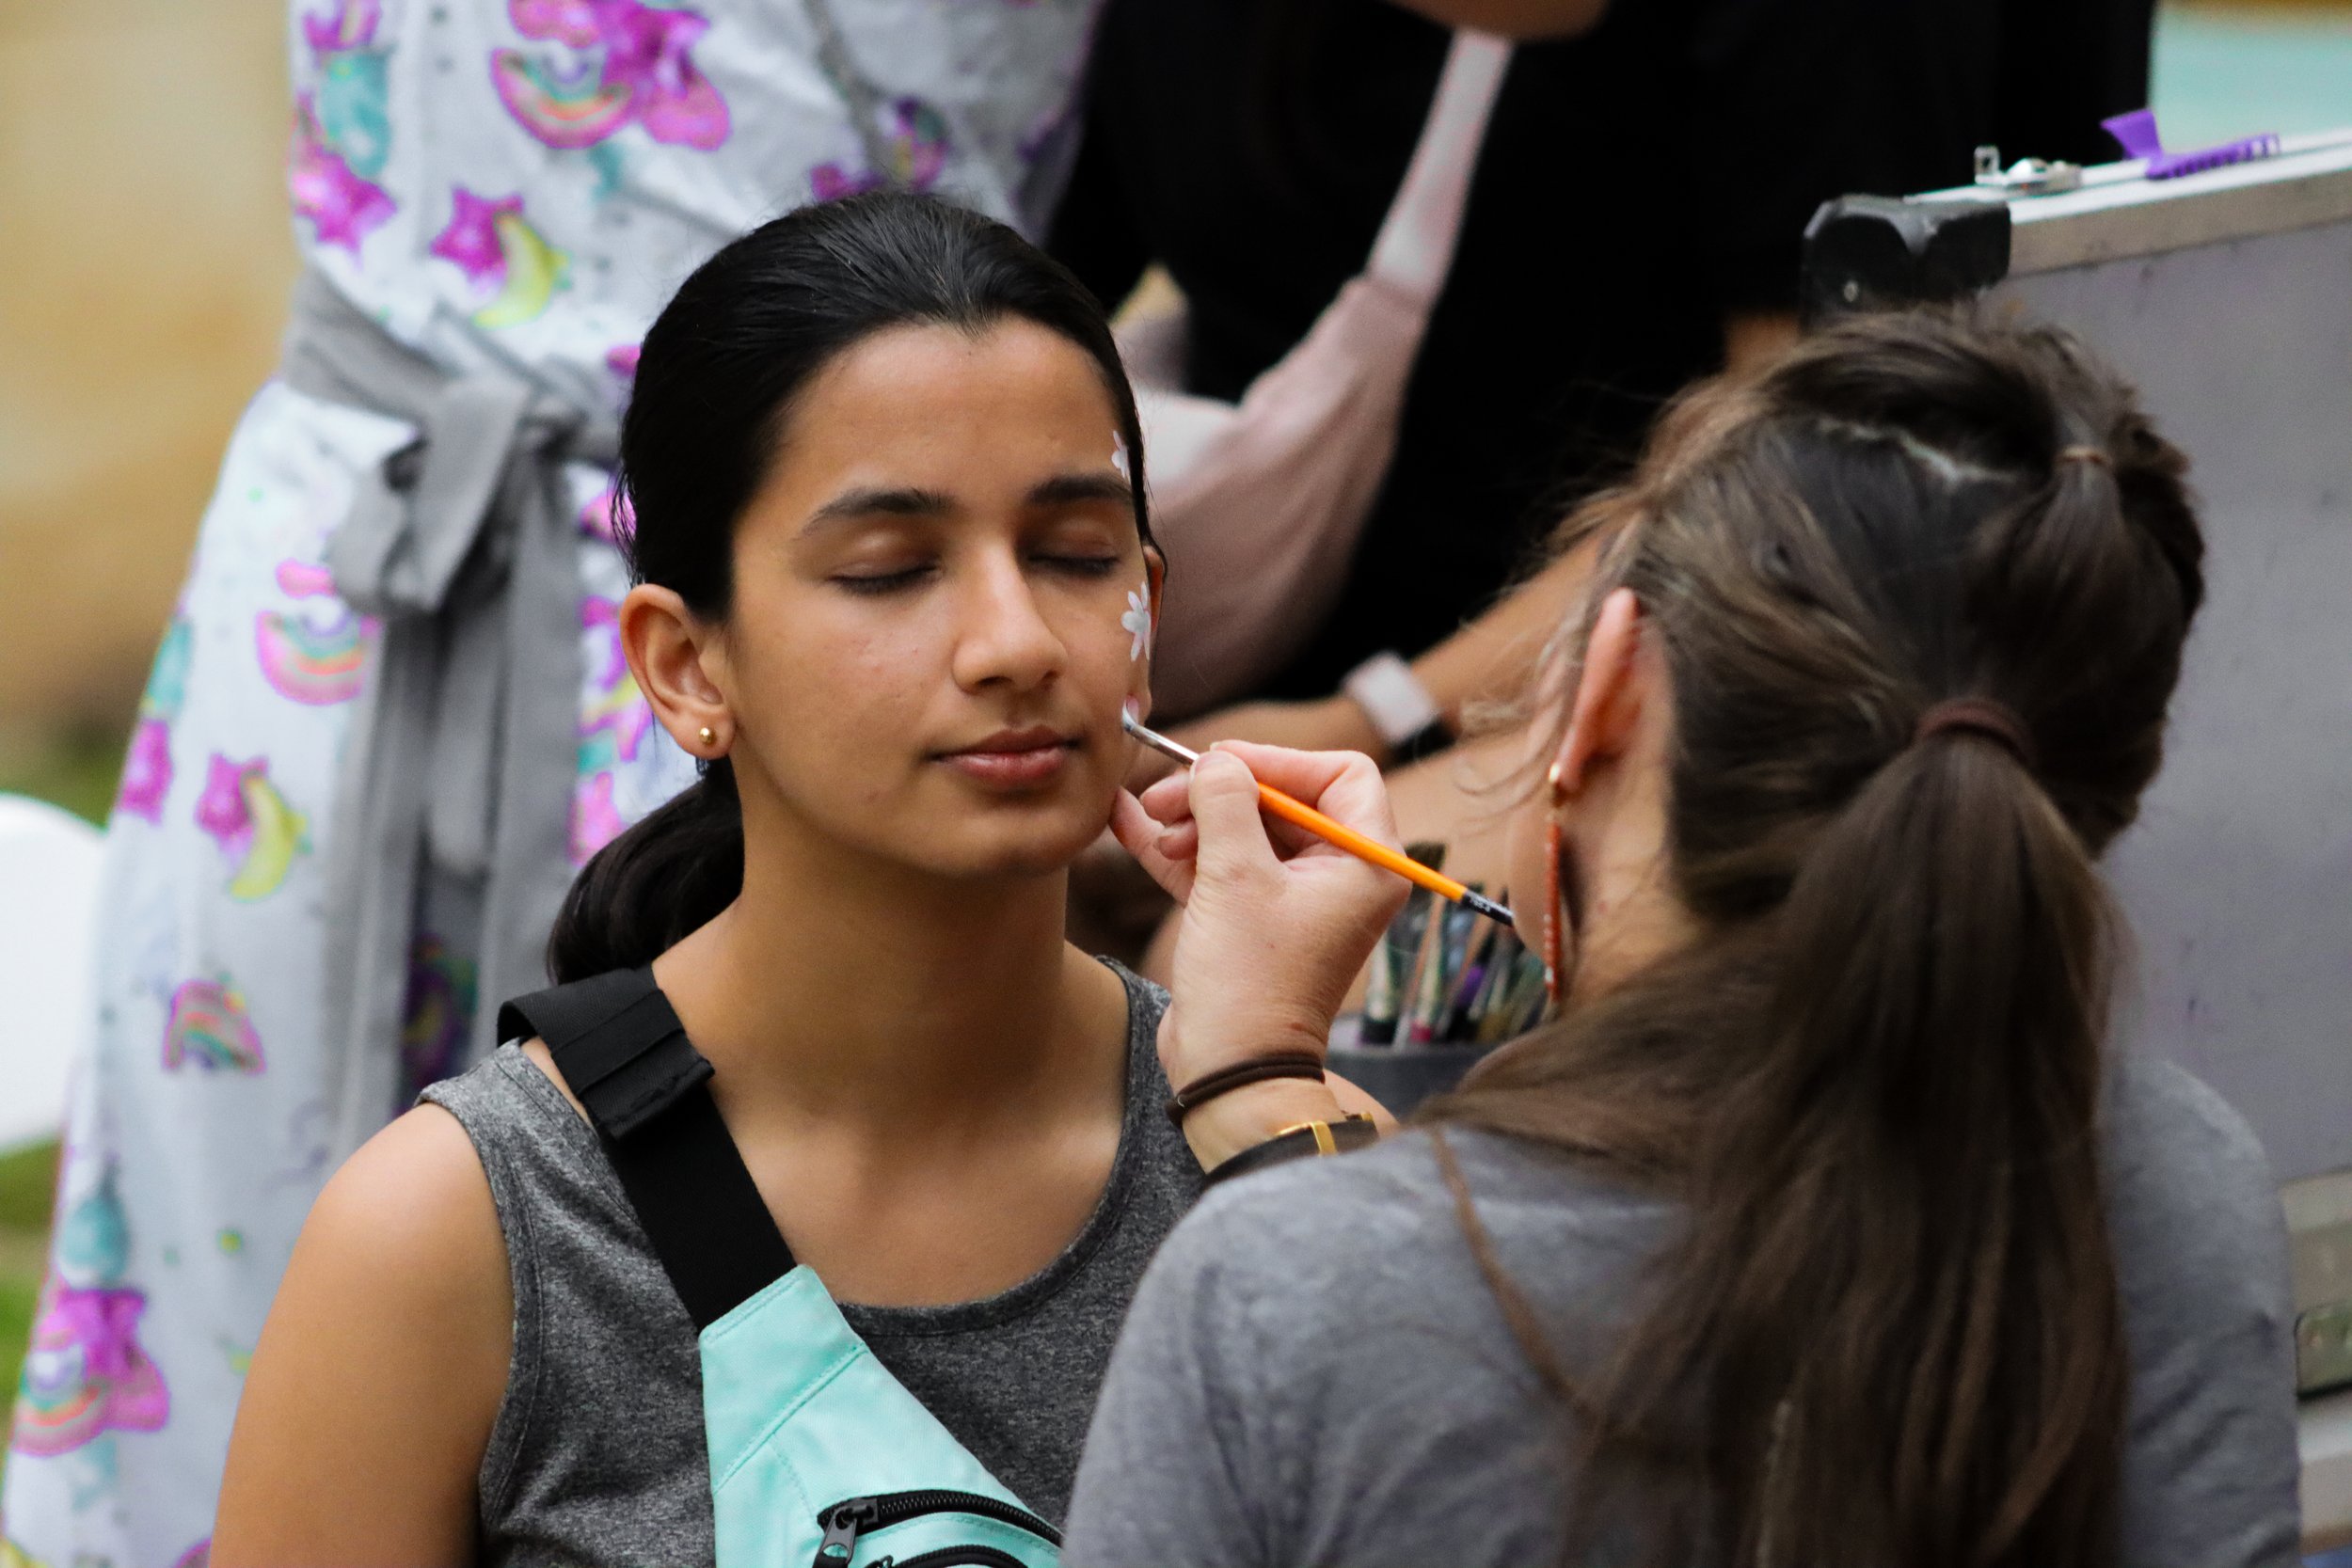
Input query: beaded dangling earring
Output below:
<box><xmin>1543</xmin><ymin>759</ymin><xmax>1568</xmax><ymax>1009</ymax></box>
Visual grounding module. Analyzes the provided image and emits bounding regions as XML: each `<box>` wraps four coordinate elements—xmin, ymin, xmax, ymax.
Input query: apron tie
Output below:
<box><xmin>278</xmin><ymin>266</ymin><xmax>619</xmax><ymax>1161</ymax></box>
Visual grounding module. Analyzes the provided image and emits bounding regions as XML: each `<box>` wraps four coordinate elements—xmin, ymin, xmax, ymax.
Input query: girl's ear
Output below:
<box><xmin>621</xmin><ymin>584</ymin><xmax>733</xmax><ymax>757</ymax></box>
<box><xmin>1128</xmin><ymin>544</ymin><xmax>1167</xmax><ymax>722</ymax></box>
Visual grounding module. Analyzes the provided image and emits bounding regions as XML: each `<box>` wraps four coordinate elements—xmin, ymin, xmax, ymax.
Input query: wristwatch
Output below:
<box><xmin>1341</xmin><ymin>651</ymin><xmax>1452</xmax><ymax>765</ymax></box>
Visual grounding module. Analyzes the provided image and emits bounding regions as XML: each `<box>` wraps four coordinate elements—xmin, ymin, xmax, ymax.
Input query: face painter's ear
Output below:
<box><xmin>1553</xmin><ymin>587</ymin><xmax>1644</xmax><ymax>798</ymax></box>
<box><xmin>621</xmin><ymin>583</ymin><xmax>733</xmax><ymax>759</ymax></box>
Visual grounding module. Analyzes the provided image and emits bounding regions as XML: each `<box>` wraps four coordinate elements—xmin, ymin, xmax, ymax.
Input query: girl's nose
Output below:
<box><xmin>949</xmin><ymin>554</ymin><xmax>1067</xmax><ymax>694</ymax></box>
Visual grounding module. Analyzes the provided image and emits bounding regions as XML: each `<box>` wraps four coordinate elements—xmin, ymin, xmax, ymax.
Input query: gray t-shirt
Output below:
<box><xmin>1065</xmin><ymin>1053</ymin><xmax>2302</xmax><ymax>1567</ymax></box>
<box><xmin>421</xmin><ymin>961</ymin><xmax>1193</xmax><ymax>1568</ymax></box>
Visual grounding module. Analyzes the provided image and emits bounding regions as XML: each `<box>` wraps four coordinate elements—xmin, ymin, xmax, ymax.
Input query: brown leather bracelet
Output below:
<box><xmin>1164</xmin><ymin>1052</ymin><xmax>1327</xmax><ymax>1129</ymax></box>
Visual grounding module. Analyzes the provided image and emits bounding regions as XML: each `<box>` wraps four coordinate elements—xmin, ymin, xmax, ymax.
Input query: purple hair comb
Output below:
<box><xmin>2104</xmin><ymin>108</ymin><xmax>2281</xmax><ymax>181</ymax></box>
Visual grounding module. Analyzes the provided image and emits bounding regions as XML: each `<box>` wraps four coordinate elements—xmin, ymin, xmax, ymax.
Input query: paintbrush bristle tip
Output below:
<box><xmin>1463</xmin><ymin>890</ymin><xmax>1516</xmax><ymax>926</ymax></box>
<box><xmin>1121</xmin><ymin>714</ymin><xmax>1200</xmax><ymax>767</ymax></box>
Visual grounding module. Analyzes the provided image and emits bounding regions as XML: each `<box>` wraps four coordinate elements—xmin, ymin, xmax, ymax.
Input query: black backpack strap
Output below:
<box><xmin>500</xmin><ymin>970</ymin><xmax>796</xmax><ymax>1331</ymax></box>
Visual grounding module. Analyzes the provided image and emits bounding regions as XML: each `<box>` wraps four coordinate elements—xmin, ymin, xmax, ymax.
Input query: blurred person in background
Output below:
<box><xmin>1</xmin><ymin>4</ymin><xmax>1101</xmax><ymax>1562</ymax></box>
<box><xmin>1052</xmin><ymin>0</ymin><xmax>2158</xmax><ymax>911</ymax></box>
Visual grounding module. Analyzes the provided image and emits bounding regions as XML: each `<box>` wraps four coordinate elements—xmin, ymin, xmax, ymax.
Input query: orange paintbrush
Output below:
<box><xmin>1123</xmin><ymin>712</ymin><xmax>1515</xmax><ymax>927</ymax></box>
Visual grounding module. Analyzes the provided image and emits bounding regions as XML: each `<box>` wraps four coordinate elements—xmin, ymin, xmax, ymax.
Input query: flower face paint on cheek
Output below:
<box><xmin>1112</xmin><ymin>434</ymin><xmax>1150</xmax><ymax>660</ymax></box>
<box><xmin>1121</xmin><ymin>581</ymin><xmax>1154</xmax><ymax>661</ymax></box>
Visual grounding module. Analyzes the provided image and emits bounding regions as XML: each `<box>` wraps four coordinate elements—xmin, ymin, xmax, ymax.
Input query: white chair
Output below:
<box><xmin>0</xmin><ymin>794</ymin><xmax>103</xmax><ymax>1152</ymax></box>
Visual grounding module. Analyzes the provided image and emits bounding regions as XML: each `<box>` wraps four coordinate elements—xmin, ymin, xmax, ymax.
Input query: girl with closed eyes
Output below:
<box><xmin>211</xmin><ymin>193</ymin><xmax>1385</xmax><ymax>1568</ymax></box>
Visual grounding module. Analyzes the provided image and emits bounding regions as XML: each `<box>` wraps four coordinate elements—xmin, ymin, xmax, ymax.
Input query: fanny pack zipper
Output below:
<box><xmin>870</xmin><ymin>1550</ymin><xmax>1029</xmax><ymax>1568</ymax></box>
<box><xmin>811</xmin><ymin>1490</ymin><xmax>1060</xmax><ymax>1568</ymax></box>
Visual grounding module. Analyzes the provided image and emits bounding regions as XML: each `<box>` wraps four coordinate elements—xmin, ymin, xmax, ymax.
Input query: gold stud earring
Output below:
<box><xmin>696</xmin><ymin>725</ymin><xmax>716</xmax><ymax>748</ymax></box>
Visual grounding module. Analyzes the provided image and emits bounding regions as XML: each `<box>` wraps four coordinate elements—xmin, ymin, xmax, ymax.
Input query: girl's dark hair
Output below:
<box><xmin>548</xmin><ymin>193</ymin><xmax>1152</xmax><ymax>983</ymax></box>
<box><xmin>1427</xmin><ymin>309</ymin><xmax>2204</xmax><ymax>1568</ymax></box>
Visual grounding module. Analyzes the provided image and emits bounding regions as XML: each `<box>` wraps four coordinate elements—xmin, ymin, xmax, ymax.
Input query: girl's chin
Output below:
<box><xmin>911</xmin><ymin>811</ymin><xmax>1115</xmax><ymax>882</ymax></box>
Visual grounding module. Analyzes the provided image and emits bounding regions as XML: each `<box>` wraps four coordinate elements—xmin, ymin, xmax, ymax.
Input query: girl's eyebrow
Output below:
<box><xmin>803</xmin><ymin>472</ymin><xmax>1135</xmax><ymax>534</ymax></box>
<box><xmin>802</xmin><ymin>484</ymin><xmax>957</xmax><ymax>532</ymax></box>
<box><xmin>1026</xmin><ymin>472</ymin><xmax>1135</xmax><ymax>511</ymax></box>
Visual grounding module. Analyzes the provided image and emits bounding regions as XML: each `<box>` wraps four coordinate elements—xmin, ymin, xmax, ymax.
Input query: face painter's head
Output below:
<box><xmin>550</xmin><ymin>194</ymin><xmax>1161</xmax><ymax>980</ymax></box>
<box><xmin>1454</xmin><ymin>309</ymin><xmax>2204</xmax><ymax>1565</ymax></box>
<box><xmin>1499</xmin><ymin>309</ymin><xmax>2203</xmax><ymax>1004</ymax></box>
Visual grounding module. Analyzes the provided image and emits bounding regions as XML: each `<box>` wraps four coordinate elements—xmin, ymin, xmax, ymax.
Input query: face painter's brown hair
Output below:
<box><xmin>1425</xmin><ymin>308</ymin><xmax>2204</xmax><ymax>1568</ymax></box>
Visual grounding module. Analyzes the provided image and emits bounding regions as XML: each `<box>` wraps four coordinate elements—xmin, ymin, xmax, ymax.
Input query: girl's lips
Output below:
<box><xmin>939</xmin><ymin>739</ymin><xmax>1077</xmax><ymax>788</ymax></box>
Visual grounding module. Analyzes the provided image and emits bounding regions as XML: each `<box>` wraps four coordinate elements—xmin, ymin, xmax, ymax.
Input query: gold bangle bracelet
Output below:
<box><xmin>1271</xmin><ymin>1114</ymin><xmax>1379</xmax><ymax>1156</ymax></box>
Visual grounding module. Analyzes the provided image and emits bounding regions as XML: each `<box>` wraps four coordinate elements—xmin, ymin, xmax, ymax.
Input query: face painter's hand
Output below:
<box><xmin>1113</xmin><ymin>743</ymin><xmax>1408</xmax><ymax>1100</ymax></box>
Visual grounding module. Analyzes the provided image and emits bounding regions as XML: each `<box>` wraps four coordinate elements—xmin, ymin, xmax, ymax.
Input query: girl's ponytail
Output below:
<box><xmin>547</xmin><ymin>761</ymin><xmax>743</xmax><ymax>983</ymax></box>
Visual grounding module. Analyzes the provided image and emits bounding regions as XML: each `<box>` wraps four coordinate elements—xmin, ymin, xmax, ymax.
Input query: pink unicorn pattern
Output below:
<box><xmin>492</xmin><ymin>0</ymin><xmax>730</xmax><ymax>151</ymax></box>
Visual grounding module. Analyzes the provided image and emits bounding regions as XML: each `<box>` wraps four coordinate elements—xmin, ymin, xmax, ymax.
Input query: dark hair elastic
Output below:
<box><xmin>1913</xmin><ymin>697</ymin><xmax>2038</xmax><ymax>770</ymax></box>
<box><xmin>1165</xmin><ymin>1053</ymin><xmax>1327</xmax><ymax>1128</ymax></box>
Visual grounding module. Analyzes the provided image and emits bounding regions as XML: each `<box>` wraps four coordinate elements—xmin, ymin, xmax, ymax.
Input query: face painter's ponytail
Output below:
<box><xmin>1431</xmin><ymin>309</ymin><xmax>2205</xmax><ymax>1568</ymax></box>
<box><xmin>545</xmin><ymin>192</ymin><xmax>1152</xmax><ymax>985</ymax></box>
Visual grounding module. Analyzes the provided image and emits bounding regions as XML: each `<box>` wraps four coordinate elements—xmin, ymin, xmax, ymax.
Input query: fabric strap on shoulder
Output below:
<box><xmin>500</xmin><ymin>970</ymin><xmax>796</xmax><ymax>1330</ymax></box>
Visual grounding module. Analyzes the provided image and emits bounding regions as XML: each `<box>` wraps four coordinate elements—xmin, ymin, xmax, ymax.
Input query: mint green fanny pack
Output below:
<box><xmin>501</xmin><ymin>971</ymin><xmax>1062</xmax><ymax>1568</ymax></box>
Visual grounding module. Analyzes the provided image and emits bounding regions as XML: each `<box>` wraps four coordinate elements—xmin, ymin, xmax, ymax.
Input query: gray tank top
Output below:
<box><xmin>421</xmin><ymin>960</ymin><xmax>1192</xmax><ymax>1568</ymax></box>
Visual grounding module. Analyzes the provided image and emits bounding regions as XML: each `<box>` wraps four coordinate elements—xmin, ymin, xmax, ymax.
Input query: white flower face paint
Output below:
<box><xmin>1110</xmin><ymin>432</ymin><xmax>1131</xmax><ymax>482</ymax></box>
<box><xmin>1121</xmin><ymin>582</ymin><xmax>1153</xmax><ymax>662</ymax></box>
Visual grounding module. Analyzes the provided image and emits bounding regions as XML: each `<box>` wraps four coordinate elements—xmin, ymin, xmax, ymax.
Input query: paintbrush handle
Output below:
<box><xmin>1122</xmin><ymin>714</ymin><xmax>1513</xmax><ymax>924</ymax></box>
<box><xmin>1253</xmin><ymin>784</ymin><xmax>1471</xmax><ymax>903</ymax></box>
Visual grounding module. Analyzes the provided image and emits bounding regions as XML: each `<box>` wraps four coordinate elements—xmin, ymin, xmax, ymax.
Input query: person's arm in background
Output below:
<box><xmin>1161</xmin><ymin>309</ymin><xmax>1793</xmax><ymax>774</ymax></box>
<box><xmin>1165</xmin><ymin>540</ymin><xmax>1578</xmax><ymax>764</ymax></box>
